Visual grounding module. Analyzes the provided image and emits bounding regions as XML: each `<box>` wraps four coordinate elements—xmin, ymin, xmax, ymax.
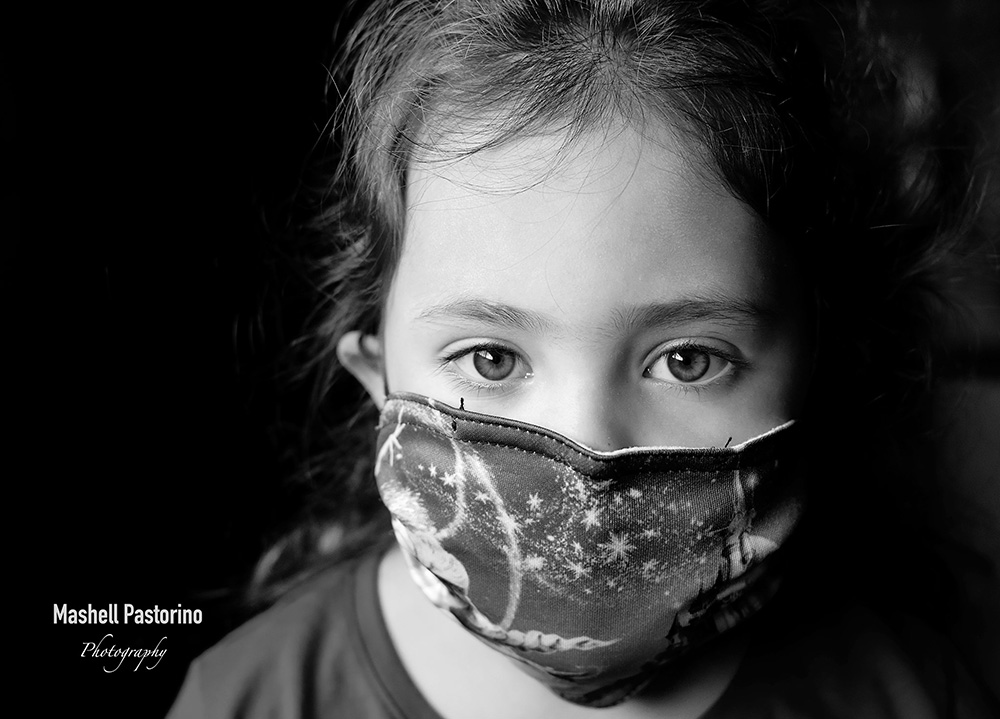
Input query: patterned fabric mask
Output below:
<box><xmin>374</xmin><ymin>393</ymin><xmax>804</xmax><ymax>707</ymax></box>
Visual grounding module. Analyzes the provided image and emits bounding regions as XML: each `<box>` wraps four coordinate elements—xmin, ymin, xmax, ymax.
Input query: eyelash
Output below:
<box><xmin>438</xmin><ymin>342</ymin><xmax>531</xmax><ymax>395</ymax></box>
<box><xmin>438</xmin><ymin>339</ymin><xmax>748</xmax><ymax>396</ymax></box>
<box><xmin>642</xmin><ymin>341</ymin><xmax>749</xmax><ymax>391</ymax></box>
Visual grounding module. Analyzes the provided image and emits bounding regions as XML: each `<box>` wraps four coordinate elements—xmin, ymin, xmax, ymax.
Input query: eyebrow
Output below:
<box><xmin>414</xmin><ymin>293</ymin><xmax>774</xmax><ymax>335</ymax></box>
<box><xmin>611</xmin><ymin>294</ymin><xmax>775</xmax><ymax>334</ymax></box>
<box><xmin>416</xmin><ymin>298</ymin><xmax>556</xmax><ymax>333</ymax></box>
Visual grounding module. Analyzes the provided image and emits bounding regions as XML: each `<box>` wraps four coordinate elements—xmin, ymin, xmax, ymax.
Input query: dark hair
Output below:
<box><xmin>249</xmin><ymin>0</ymin><xmax>980</xmax><ymax>607</ymax></box>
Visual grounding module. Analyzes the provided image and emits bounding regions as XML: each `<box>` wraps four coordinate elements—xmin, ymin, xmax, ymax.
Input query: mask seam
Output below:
<box><xmin>380</xmin><ymin>424</ymin><xmax>765</xmax><ymax>479</ymax></box>
<box><xmin>384</xmin><ymin>396</ymin><xmax>788</xmax><ymax>460</ymax></box>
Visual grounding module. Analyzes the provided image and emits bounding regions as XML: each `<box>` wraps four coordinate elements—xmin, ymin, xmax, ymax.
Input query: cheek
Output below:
<box><xmin>739</xmin><ymin>323</ymin><xmax>814</xmax><ymax>430</ymax></box>
<box><xmin>380</xmin><ymin>280</ymin><xmax>410</xmax><ymax>392</ymax></box>
<box><xmin>642</xmin><ymin>331</ymin><xmax>811</xmax><ymax>448</ymax></box>
<box><xmin>380</xmin><ymin>278</ymin><xmax>451</xmax><ymax>398</ymax></box>
<box><xmin>381</xmin><ymin>310</ymin><xmax>421</xmax><ymax>395</ymax></box>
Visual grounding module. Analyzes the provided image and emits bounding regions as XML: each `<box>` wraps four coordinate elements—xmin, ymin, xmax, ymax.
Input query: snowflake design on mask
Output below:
<box><xmin>598</xmin><ymin>531</ymin><xmax>635</xmax><ymax>564</ymax></box>
<box><xmin>375</xmin><ymin>395</ymin><xmax>803</xmax><ymax>703</ymax></box>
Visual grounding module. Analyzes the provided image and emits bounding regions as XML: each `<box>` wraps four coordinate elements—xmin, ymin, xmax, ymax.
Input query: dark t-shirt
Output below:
<box><xmin>166</xmin><ymin>549</ymin><xmax>996</xmax><ymax>719</ymax></box>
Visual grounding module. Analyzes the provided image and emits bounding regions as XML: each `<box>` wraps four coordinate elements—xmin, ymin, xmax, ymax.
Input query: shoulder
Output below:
<box><xmin>165</xmin><ymin>550</ymin><xmax>393</xmax><ymax>719</ymax></box>
<box><xmin>710</xmin><ymin>599</ymin><xmax>998</xmax><ymax>719</ymax></box>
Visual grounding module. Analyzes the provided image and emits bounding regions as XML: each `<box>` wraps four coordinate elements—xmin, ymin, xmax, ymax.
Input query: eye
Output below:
<box><xmin>644</xmin><ymin>344</ymin><xmax>737</xmax><ymax>385</ymax></box>
<box><xmin>470</xmin><ymin>348</ymin><xmax>516</xmax><ymax>381</ymax></box>
<box><xmin>447</xmin><ymin>344</ymin><xmax>533</xmax><ymax>385</ymax></box>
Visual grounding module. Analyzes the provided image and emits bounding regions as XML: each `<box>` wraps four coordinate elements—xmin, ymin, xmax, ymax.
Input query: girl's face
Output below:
<box><xmin>342</xmin><ymin>126</ymin><xmax>812</xmax><ymax>449</ymax></box>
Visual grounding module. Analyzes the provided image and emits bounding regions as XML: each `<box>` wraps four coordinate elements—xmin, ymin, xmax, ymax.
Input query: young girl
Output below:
<box><xmin>169</xmin><ymin>0</ymin><xmax>995</xmax><ymax>716</ymax></box>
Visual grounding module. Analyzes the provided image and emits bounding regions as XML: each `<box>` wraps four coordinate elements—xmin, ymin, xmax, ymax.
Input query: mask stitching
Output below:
<box><xmin>378</xmin><ymin>422</ymin><xmax>784</xmax><ymax>481</ymax></box>
<box><xmin>383</xmin><ymin>397</ymin><xmax>791</xmax><ymax>462</ymax></box>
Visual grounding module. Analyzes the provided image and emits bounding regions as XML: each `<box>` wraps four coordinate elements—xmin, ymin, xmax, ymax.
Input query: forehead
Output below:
<box><xmin>390</xmin><ymin>126</ymin><xmax>787</xmax><ymax>330</ymax></box>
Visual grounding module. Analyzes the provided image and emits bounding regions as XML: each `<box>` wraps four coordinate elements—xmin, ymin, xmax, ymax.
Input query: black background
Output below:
<box><xmin>10</xmin><ymin>2</ymin><xmax>998</xmax><ymax>716</ymax></box>
<box><xmin>14</xmin><ymin>5</ymin><xmax>352</xmax><ymax>715</ymax></box>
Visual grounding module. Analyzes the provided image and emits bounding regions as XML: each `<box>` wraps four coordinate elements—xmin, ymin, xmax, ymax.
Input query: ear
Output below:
<box><xmin>337</xmin><ymin>331</ymin><xmax>386</xmax><ymax>408</ymax></box>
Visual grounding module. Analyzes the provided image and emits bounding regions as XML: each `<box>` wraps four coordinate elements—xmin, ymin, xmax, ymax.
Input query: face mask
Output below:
<box><xmin>374</xmin><ymin>393</ymin><xmax>804</xmax><ymax>707</ymax></box>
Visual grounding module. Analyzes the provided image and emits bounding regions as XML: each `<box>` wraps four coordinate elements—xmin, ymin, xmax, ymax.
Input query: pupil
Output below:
<box><xmin>473</xmin><ymin>349</ymin><xmax>515</xmax><ymax>381</ymax></box>
<box><xmin>667</xmin><ymin>349</ymin><xmax>710</xmax><ymax>382</ymax></box>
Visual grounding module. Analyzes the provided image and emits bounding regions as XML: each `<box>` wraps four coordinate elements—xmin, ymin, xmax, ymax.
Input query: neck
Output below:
<box><xmin>378</xmin><ymin>546</ymin><xmax>748</xmax><ymax>719</ymax></box>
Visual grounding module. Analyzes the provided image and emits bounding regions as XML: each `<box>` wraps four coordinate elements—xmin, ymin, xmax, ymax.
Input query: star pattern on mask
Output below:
<box><xmin>375</xmin><ymin>397</ymin><xmax>800</xmax><ymax>669</ymax></box>
<box><xmin>598</xmin><ymin>531</ymin><xmax>635</xmax><ymax>564</ymax></box>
